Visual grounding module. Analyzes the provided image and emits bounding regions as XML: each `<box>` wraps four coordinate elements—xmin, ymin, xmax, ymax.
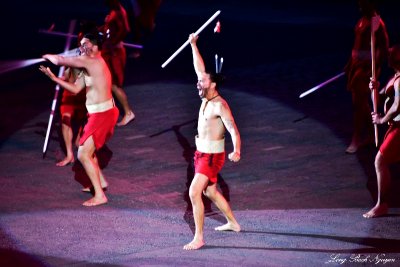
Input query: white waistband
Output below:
<box><xmin>86</xmin><ymin>98</ymin><xmax>115</xmax><ymax>113</ymax></box>
<box><xmin>195</xmin><ymin>136</ymin><xmax>225</xmax><ymax>153</ymax></box>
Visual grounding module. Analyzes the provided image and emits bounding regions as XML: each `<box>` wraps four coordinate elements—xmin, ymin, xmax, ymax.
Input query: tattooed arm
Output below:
<box><xmin>219</xmin><ymin>100</ymin><xmax>241</xmax><ymax>162</ymax></box>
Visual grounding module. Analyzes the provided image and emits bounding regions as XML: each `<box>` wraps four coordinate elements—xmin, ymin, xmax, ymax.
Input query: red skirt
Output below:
<box><xmin>380</xmin><ymin>123</ymin><xmax>400</xmax><ymax>164</ymax></box>
<box><xmin>194</xmin><ymin>151</ymin><xmax>225</xmax><ymax>183</ymax></box>
<box><xmin>79</xmin><ymin>107</ymin><xmax>119</xmax><ymax>149</ymax></box>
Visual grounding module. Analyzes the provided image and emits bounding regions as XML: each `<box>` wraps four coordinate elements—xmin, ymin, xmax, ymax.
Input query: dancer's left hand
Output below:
<box><xmin>228</xmin><ymin>151</ymin><xmax>240</xmax><ymax>162</ymax></box>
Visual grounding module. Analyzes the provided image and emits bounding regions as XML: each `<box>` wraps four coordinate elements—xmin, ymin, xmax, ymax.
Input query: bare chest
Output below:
<box><xmin>198</xmin><ymin>101</ymin><xmax>224</xmax><ymax>137</ymax></box>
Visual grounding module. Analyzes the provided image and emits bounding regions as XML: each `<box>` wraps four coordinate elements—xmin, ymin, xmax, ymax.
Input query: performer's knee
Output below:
<box><xmin>189</xmin><ymin>185</ymin><xmax>203</xmax><ymax>201</ymax></box>
<box><xmin>77</xmin><ymin>148</ymin><xmax>91</xmax><ymax>164</ymax></box>
<box><xmin>375</xmin><ymin>152</ymin><xmax>388</xmax><ymax>170</ymax></box>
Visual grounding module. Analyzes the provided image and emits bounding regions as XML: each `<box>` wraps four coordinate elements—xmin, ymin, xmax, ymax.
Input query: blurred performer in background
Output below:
<box><xmin>56</xmin><ymin>66</ymin><xmax>86</xmax><ymax>166</ymax></box>
<box><xmin>56</xmin><ymin>22</ymin><xmax>96</xmax><ymax>167</ymax></box>
<box><xmin>125</xmin><ymin>0</ymin><xmax>162</xmax><ymax>58</ymax></box>
<box><xmin>345</xmin><ymin>0</ymin><xmax>388</xmax><ymax>153</ymax></box>
<box><xmin>101</xmin><ymin>0</ymin><xmax>135</xmax><ymax>126</ymax></box>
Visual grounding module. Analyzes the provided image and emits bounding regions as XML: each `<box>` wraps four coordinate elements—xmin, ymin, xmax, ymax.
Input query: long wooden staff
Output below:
<box><xmin>161</xmin><ymin>10</ymin><xmax>221</xmax><ymax>68</ymax></box>
<box><xmin>299</xmin><ymin>72</ymin><xmax>345</xmax><ymax>98</ymax></box>
<box><xmin>43</xmin><ymin>20</ymin><xmax>76</xmax><ymax>157</ymax></box>
<box><xmin>371</xmin><ymin>15</ymin><xmax>380</xmax><ymax>147</ymax></box>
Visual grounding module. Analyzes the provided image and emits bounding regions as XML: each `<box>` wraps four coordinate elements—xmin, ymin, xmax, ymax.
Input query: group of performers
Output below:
<box><xmin>55</xmin><ymin>0</ymin><xmax>135</xmax><ymax>167</ymax></box>
<box><xmin>39</xmin><ymin>0</ymin><xmax>241</xmax><ymax>249</ymax></box>
<box><xmin>40</xmin><ymin>29</ymin><xmax>241</xmax><ymax>249</ymax></box>
<box><xmin>344</xmin><ymin>0</ymin><xmax>400</xmax><ymax>218</ymax></box>
<box><xmin>37</xmin><ymin>0</ymin><xmax>400</xmax><ymax>250</ymax></box>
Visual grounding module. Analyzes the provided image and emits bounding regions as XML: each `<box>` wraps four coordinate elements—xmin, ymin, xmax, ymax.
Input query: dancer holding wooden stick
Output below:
<box><xmin>344</xmin><ymin>0</ymin><xmax>388</xmax><ymax>154</ymax></box>
<box><xmin>364</xmin><ymin>45</ymin><xmax>400</xmax><ymax>218</ymax></box>
<box><xmin>43</xmin><ymin>20</ymin><xmax>76</xmax><ymax>156</ymax></box>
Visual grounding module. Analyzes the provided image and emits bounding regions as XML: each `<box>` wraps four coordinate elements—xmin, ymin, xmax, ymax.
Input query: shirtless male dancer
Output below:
<box><xmin>39</xmin><ymin>33</ymin><xmax>119</xmax><ymax>206</ymax></box>
<box><xmin>183</xmin><ymin>33</ymin><xmax>241</xmax><ymax>250</ymax></box>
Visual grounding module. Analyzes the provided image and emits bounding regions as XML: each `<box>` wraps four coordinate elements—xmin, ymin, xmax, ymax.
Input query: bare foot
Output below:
<box><xmin>345</xmin><ymin>144</ymin><xmax>358</xmax><ymax>154</ymax></box>
<box><xmin>215</xmin><ymin>222</ymin><xmax>241</xmax><ymax>232</ymax></box>
<box><xmin>82</xmin><ymin>195</ymin><xmax>108</xmax><ymax>206</ymax></box>
<box><xmin>363</xmin><ymin>204</ymin><xmax>388</xmax><ymax>218</ymax></box>
<box><xmin>183</xmin><ymin>239</ymin><xmax>205</xmax><ymax>250</ymax></box>
<box><xmin>117</xmin><ymin>111</ymin><xmax>135</xmax><ymax>126</ymax></box>
<box><xmin>346</xmin><ymin>138</ymin><xmax>374</xmax><ymax>154</ymax></box>
<box><xmin>56</xmin><ymin>157</ymin><xmax>74</xmax><ymax>167</ymax></box>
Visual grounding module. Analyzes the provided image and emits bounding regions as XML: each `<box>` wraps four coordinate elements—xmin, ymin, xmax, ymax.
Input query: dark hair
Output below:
<box><xmin>208</xmin><ymin>72</ymin><xmax>226</xmax><ymax>90</ymax></box>
<box><xmin>77</xmin><ymin>20</ymin><xmax>98</xmax><ymax>44</ymax></box>
<box><xmin>83</xmin><ymin>32</ymin><xmax>103</xmax><ymax>50</ymax></box>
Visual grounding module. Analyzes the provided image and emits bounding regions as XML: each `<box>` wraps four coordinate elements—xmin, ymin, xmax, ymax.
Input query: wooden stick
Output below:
<box><xmin>161</xmin><ymin>10</ymin><xmax>221</xmax><ymax>68</ymax></box>
<box><xmin>42</xmin><ymin>20</ymin><xmax>76</xmax><ymax>157</ymax></box>
<box><xmin>371</xmin><ymin>15</ymin><xmax>380</xmax><ymax>147</ymax></box>
<box><xmin>299</xmin><ymin>72</ymin><xmax>345</xmax><ymax>98</ymax></box>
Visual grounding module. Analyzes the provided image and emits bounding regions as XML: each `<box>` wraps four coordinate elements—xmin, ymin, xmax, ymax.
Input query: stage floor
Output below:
<box><xmin>1</xmin><ymin>1</ymin><xmax>400</xmax><ymax>266</ymax></box>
